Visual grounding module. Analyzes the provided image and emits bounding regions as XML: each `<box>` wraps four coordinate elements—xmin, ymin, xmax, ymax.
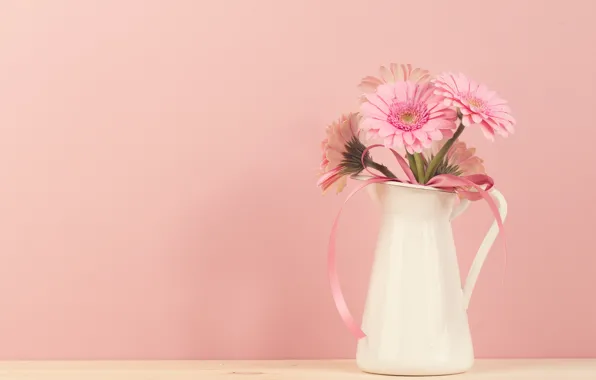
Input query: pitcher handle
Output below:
<box><xmin>460</xmin><ymin>188</ymin><xmax>508</xmax><ymax>310</ymax></box>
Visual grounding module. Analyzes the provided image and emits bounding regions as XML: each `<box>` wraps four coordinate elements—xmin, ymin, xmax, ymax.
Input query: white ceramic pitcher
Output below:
<box><xmin>353</xmin><ymin>176</ymin><xmax>507</xmax><ymax>376</ymax></box>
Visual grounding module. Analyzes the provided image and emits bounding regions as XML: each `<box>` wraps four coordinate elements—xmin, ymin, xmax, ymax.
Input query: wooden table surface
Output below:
<box><xmin>0</xmin><ymin>360</ymin><xmax>594</xmax><ymax>379</ymax></box>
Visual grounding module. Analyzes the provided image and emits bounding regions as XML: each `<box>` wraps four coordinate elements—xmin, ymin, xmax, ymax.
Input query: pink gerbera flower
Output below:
<box><xmin>318</xmin><ymin>113</ymin><xmax>361</xmax><ymax>193</ymax></box>
<box><xmin>433</xmin><ymin>72</ymin><xmax>516</xmax><ymax>140</ymax></box>
<box><xmin>358</xmin><ymin>63</ymin><xmax>431</xmax><ymax>93</ymax></box>
<box><xmin>360</xmin><ymin>82</ymin><xmax>458</xmax><ymax>153</ymax></box>
<box><xmin>431</xmin><ymin>140</ymin><xmax>486</xmax><ymax>176</ymax></box>
<box><xmin>320</xmin><ymin>113</ymin><xmax>359</xmax><ymax>171</ymax></box>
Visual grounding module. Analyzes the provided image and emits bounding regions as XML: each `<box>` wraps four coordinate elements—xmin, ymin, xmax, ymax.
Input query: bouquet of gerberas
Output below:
<box><xmin>317</xmin><ymin>64</ymin><xmax>515</xmax><ymax>192</ymax></box>
<box><xmin>318</xmin><ymin>64</ymin><xmax>514</xmax><ymax>376</ymax></box>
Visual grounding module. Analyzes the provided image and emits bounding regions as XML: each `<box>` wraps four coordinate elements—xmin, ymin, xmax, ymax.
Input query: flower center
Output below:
<box><xmin>387</xmin><ymin>101</ymin><xmax>429</xmax><ymax>132</ymax></box>
<box><xmin>462</xmin><ymin>93</ymin><xmax>486</xmax><ymax>110</ymax></box>
<box><xmin>400</xmin><ymin>112</ymin><xmax>416</xmax><ymax>124</ymax></box>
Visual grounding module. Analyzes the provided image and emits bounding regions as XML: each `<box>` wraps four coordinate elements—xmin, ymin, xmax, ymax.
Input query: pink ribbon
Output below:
<box><xmin>328</xmin><ymin>145</ymin><xmax>506</xmax><ymax>339</ymax></box>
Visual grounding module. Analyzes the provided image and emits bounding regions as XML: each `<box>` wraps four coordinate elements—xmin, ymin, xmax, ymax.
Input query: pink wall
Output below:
<box><xmin>1</xmin><ymin>0</ymin><xmax>595</xmax><ymax>359</ymax></box>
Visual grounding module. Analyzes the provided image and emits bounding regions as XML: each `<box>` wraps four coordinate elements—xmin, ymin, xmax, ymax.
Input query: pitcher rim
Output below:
<box><xmin>351</xmin><ymin>174</ymin><xmax>454</xmax><ymax>194</ymax></box>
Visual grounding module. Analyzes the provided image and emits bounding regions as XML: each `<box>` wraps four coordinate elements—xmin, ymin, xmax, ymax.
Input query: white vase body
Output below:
<box><xmin>354</xmin><ymin>179</ymin><xmax>507</xmax><ymax>376</ymax></box>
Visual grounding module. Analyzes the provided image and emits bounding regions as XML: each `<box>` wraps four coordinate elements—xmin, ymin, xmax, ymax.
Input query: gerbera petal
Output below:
<box><xmin>438</xmin><ymin>73</ymin><xmax>460</xmax><ymax>94</ymax></box>
<box><xmin>494</xmin><ymin>126</ymin><xmax>509</xmax><ymax>137</ymax></box>
<box><xmin>422</xmin><ymin>119</ymin><xmax>454</xmax><ymax>132</ymax></box>
<box><xmin>471</xmin><ymin>113</ymin><xmax>483</xmax><ymax>124</ymax></box>
<box><xmin>394</xmin><ymin>64</ymin><xmax>406</xmax><ymax>81</ymax></box>
<box><xmin>410</xmin><ymin>68</ymin><xmax>431</xmax><ymax>84</ymax></box>
<box><xmin>391</xmin><ymin>81</ymin><xmax>409</xmax><ymax>101</ymax></box>
<box><xmin>457</xmin><ymin>147</ymin><xmax>474</xmax><ymax>161</ymax></box>
<box><xmin>379</xmin><ymin>65</ymin><xmax>393</xmax><ymax>83</ymax></box>
<box><xmin>325</xmin><ymin>135</ymin><xmax>345</xmax><ymax>152</ymax></box>
<box><xmin>461</xmin><ymin>157</ymin><xmax>486</xmax><ymax>175</ymax></box>
<box><xmin>421</xmin><ymin>137</ymin><xmax>433</xmax><ymax>148</ymax></box>
<box><xmin>479</xmin><ymin>122</ymin><xmax>496</xmax><ymax>141</ymax></box>
<box><xmin>403</xmin><ymin>131</ymin><xmax>415</xmax><ymax>145</ymax></box>
<box><xmin>433</xmin><ymin>140</ymin><xmax>486</xmax><ymax>176</ymax></box>
<box><xmin>411</xmin><ymin>141</ymin><xmax>423</xmax><ymax>153</ymax></box>
<box><xmin>360</xmin><ymin>102</ymin><xmax>389</xmax><ymax>120</ymax></box>
<box><xmin>361</xmin><ymin>63</ymin><xmax>431</xmax><ymax>90</ymax></box>
<box><xmin>476</xmin><ymin>83</ymin><xmax>490</xmax><ymax>97</ymax></box>
<box><xmin>414</xmin><ymin>129</ymin><xmax>429</xmax><ymax>141</ymax></box>
<box><xmin>358</xmin><ymin>76</ymin><xmax>384</xmax><ymax>93</ymax></box>
<box><xmin>363</xmin><ymin>93</ymin><xmax>390</xmax><ymax>114</ymax></box>
<box><xmin>429</xmin><ymin>106</ymin><xmax>457</xmax><ymax>121</ymax></box>
<box><xmin>415</xmin><ymin>131</ymin><xmax>432</xmax><ymax>147</ymax></box>
<box><xmin>428</xmin><ymin>129</ymin><xmax>443</xmax><ymax>140</ymax></box>
<box><xmin>404</xmin><ymin>64</ymin><xmax>413</xmax><ymax>79</ymax></box>
<box><xmin>468</xmin><ymin>79</ymin><xmax>480</xmax><ymax>94</ymax></box>
<box><xmin>500</xmin><ymin>121</ymin><xmax>515</xmax><ymax>134</ymax></box>
<box><xmin>384</xmin><ymin>133</ymin><xmax>403</xmax><ymax>148</ymax></box>
<box><xmin>451</xmin><ymin>100</ymin><xmax>467</xmax><ymax>109</ymax></box>
<box><xmin>334</xmin><ymin>176</ymin><xmax>348</xmax><ymax>193</ymax></box>
<box><xmin>348</xmin><ymin>114</ymin><xmax>360</xmax><ymax>136</ymax></box>
<box><xmin>378</xmin><ymin>121</ymin><xmax>397</xmax><ymax>137</ymax></box>
<box><xmin>415</xmin><ymin>83</ymin><xmax>434</xmax><ymax>104</ymax></box>
<box><xmin>462</xmin><ymin>114</ymin><xmax>473</xmax><ymax>127</ymax></box>
<box><xmin>365</xmin><ymin>129</ymin><xmax>378</xmax><ymax>139</ymax></box>
<box><xmin>455</xmin><ymin>73</ymin><xmax>472</xmax><ymax>93</ymax></box>
<box><xmin>317</xmin><ymin>167</ymin><xmax>343</xmax><ymax>192</ymax></box>
<box><xmin>489</xmin><ymin>118</ymin><xmax>514</xmax><ymax>135</ymax></box>
<box><xmin>491</xmin><ymin>111</ymin><xmax>516</xmax><ymax>124</ymax></box>
<box><xmin>360</xmin><ymin>118</ymin><xmax>386</xmax><ymax>132</ymax></box>
<box><xmin>326</xmin><ymin>149</ymin><xmax>344</xmax><ymax>168</ymax></box>
<box><xmin>338</xmin><ymin>117</ymin><xmax>356</xmax><ymax>142</ymax></box>
<box><xmin>442</xmin><ymin>128</ymin><xmax>456</xmax><ymax>139</ymax></box>
<box><xmin>484</xmin><ymin>117</ymin><xmax>504</xmax><ymax>132</ymax></box>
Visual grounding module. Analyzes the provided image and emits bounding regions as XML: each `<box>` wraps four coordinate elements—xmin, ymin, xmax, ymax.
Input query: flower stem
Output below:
<box><xmin>414</xmin><ymin>153</ymin><xmax>425</xmax><ymax>182</ymax></box>
<box><xmin>406</xmin><ymin>153</ymin><xmax>418</xmax><ymax>181</ymax></box>
<box><xmin>422</xmin><ymin>122</ymin><xmax>466</xmax><ymax>183</ymax></box>
<box><xmin>367</xmin><ymin>161</ymin><xmax>396</xmax><ymax>179</ymax></box>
